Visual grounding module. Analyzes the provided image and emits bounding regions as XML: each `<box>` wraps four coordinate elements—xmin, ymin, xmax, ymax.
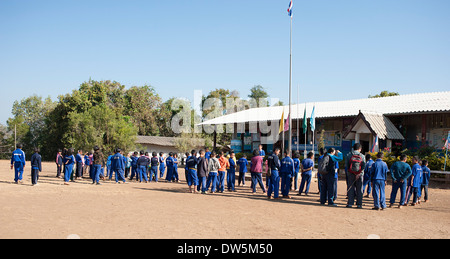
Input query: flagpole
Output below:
<box><xmin>297</xmin><ymin>84</ymin><xmax>299</xmax><ymax>152</ymax></box>
<box><xmin>304</xmin><ymin>104</ymin><xmax>307</xmax><ymax>156</ymax></box>
<box><xmin>288</xmin><ymin>8</ymin><xmax>293</xmax><ymax>156</ymax></box>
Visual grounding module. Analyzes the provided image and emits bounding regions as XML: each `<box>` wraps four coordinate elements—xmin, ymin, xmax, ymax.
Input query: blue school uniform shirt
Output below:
<box><xmin>293</xmin><ymin>158</ymin><xmax>301</xmax><ymax>174</ymax></box>
<box><xmin>11</xmin><ymin>148</ymin><xmax>26</xmax><ymax>166</ymax></box>
<box><xmin>421</xmin><ymin>166</ymin><xmax>431</xmax><ymax>185</ymax></box>
<box><xmin>370</xmin><ymin>159</ymin><xmax>388</xmax><ymax>181</ymax></box>
<box><xmin>301</xmin><ymin>158</ymin><xmax>314</xmax><ymax>176</ymax></box>
<box><xmin>64</xmin><ymin>155</ymin><xmax>75</xmax><ymax>165</ymax></box>
<box><xmin>280</xmin><ymin>157</ymin><xmax>295</xmax><ymax>177</ymax></box>
<box><xmin>237</xmin><ymin>158</ymin><xmax>248</xmax><ymax>173</ymax></box>
<box><xmin>84</xmin><ymin>155</ymin><xmax>90</xmax><ymax>166</ymax></box>
<box><xmin>411</xmin><ymin>163</ymin><xmax>423</xmax><ymax>188</ymax></box>
<box><xmin>205</xmin><ymin>152</ymin><xmax>211</xmax><ymax>160</ymax></box>
<box><xmin>229</xmin><ymin>157</ymin><xmax>236</xmax><ymax>169</ymax></box>
<box><xmin>30</xmin><ymin>153</ymin><xmax>42</xmax><ymax>171</ymax></box>
<box><xmin>173</xmin><ymin>158</ymin><xmax>178</xmax><ymax>170</ymax></box>
<box><xmin>166</xmin><ymin>156</ymin><xmax>174</xmax><ymax>168</ymax></box>
<box><xmin>111</xmin><ymin>153</ymin><xmax>125</xmax><ymax>171</ymax></box>
<box><xmin>186</xmin><ymin>156</ymin><xmax>198</xmax><ymax>169</ymax></box>
<box><xmin>76</xmin><ymin>154</ymin><xmax>83</xmax><ymax>164</ymax></box>
<box><xmin>364</xmin><ymin>159</ymin><xmax>374</xmax><ymax>179</ymax></box>
<box><xmin>107</xmin><ymin>155</ymin><xmax>113</xmax><ymax>166</ymax></box>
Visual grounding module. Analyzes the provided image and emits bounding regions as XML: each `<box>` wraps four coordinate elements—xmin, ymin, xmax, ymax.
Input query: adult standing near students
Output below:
<box><xmin>345</xmin><ymin>143</ymin><xmax>366</xmax><ymax>208</ymax></box>
<box><xmin>389</xmin><ymin>154</ymin><xmax>412</xmax><ymax>208</ymax></box>
<box><xmin>92</xmin><ymin>146</ymin><xmax>106</xmax><ymax>185</ymax></box>
<box><xmin>251</xmin><ymin>149</ymin><xmax>266</xmax><ymax>195</ymax></box>
<box><xmin>11</xmin><ymin>144</ymin><xmax>26</xmax><ymax>184</ymax></box>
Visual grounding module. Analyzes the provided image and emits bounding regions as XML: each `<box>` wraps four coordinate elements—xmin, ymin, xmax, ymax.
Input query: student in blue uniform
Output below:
<box><xmin>165</xmin><ymin>152</ymin><xmax>175</xmax><ymax>182</ymax></box>
<box><xmin>11</xmin><ymin>144</ymin><xmax>26</xmax><ymax>184</ymax></box>
<box><xmin>409</xmin><ymin>156</ymin><xmax>423</xmax><ymax>206</ymax></box>
<box><xmin>369</xmin><ymin>152</ymin><xmax>388</xmax><ymax>210</ymax></box>
<box><xmin>420</xmin><ymin>160</ymin><xmax>431</xmax><ymax>203</ymax></box>
<box><xmin>186</xmin><ymin>150</ymin><xmax>199</xmax><ymax>193</ymax></box>
<box><xmin>111</xmin><ymin>148</ymin><xmax>127</xmax><ymax>184</ymax></box>
<box><xmin>129</xmin><ymin>152</ymin><xmax>139</xmax><ymax>181</ymax></box>
<box><xmin>56</xmin><ymin>149</ymin><xmax>63</xmax><ymax>178</ymax></box>
<box><xmin>389</xmin><ymin>154</ymin><xmax>412</xmax><ymax>208</ymax></box>
<box><xmin>159</xmin><ymin>152</ymin><xmax>166</xmax><ymax>178</ymax></box>
<box><xmin>227</xmin><ymin>152</ymin><xmax>237</xmax><ymax>192</ymax></box>
<box><xmin>91</xmin><ymin>146</ymin><xmax>105</xmax><ymax>185</ymax></box>
<box><xmin>237</xmin><ymin>154</ymin><xmax>249</xmax><ymax>186</ymax></box>
<box><xmin>317</xmin><ymin>148</ymin><xmax>325</xmax><ymax>195</ymax></box>
<box><xmin>267</xmin><ymin>148</ymin><xmax>281</xmax><ymax>200</ymax></box>
<box><xmin>137</xmin><ymin>151</ymin><xmax>150</xmax><ymax>183</ymax></box>
<box><xmin>106</xmin><ymin>152</ymin><xmax>113</xmax><ymax>180</ymax></box>
<box><xmin>363</xmin><ymin>154</ymin><xmax>374</xmax><ymax>197</ymax></box>
<box><xmin>205</xmin><ymin>147</ymin><xmax>211</xmax><ymax>160</ymax></box>
<box><xmin>149</xmin><ymin>152</ymin><xmax>159</xmax><ymax>182</ymax></box>
<box><xmin>280</xmin><ymin>150</ymin><xmax>295</xmax><ymax>199</ymax></box>
<box><xmin>75</xmin><ymin>149</ymin><xmax>84</xmax><ymax>180</ymax></box>
<box><xmin>299</xmin><ymin>152</ymin><xmax>314</xmax><ymax>196</ymax></box>
<box><xmin>84</xmin><ymin>152</ymin><xmax>91</xmax><ymax>177</ymax></box>
<box><xmin>64</xmin><ymin>148</ymin><xmax>76</xmax><ymax>185</ymax></box>
<box><xmin>292</xmin><ymin>151</ymin><xmax>301</xmax><ymax>191</ymax></box>
<box><xmin>319</xmin><ymin>148</ymin><xmax>343</xmax><ymax>206</ymax></box>
<box><xmin>173</xmin><ymin>153</ymin><xmax>179</xmax><ymax>182</ymax></box>
<box><xmin>30</xmin><ymin>147</ymin><xmax>42</xmax><ymax>186</ymax></box>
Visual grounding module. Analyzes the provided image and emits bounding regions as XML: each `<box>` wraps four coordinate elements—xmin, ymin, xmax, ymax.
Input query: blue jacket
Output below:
<box><xmin>411</xmin><ymin>163</ymin><xmax>423</xmax><ymax>188</ymax></box>
<box><xmin>301</xmin><ymin>158</ymin><xmax>314</xmax><ymax>175</ymax></box>
<box><xmin>370</xmin><ymin>159</ymin><xmax>388</xmax><ymax>181</ymax></box>
<box><xmin>11</xmin><ymin>148</ymin><xmax>26</xmax><ymax>166</ymax></box>
<box><xmin>186</xmin><ymin>156</ymin><xmax>198</xmax><ymax>169</ymax></box>
<box><xmin>421</xmin><ymin>166</ymin><xmax>431</xmax><ymax>185</ymax></box>
<box><xmin>76</xmin><ymin>154</ymin><xmax>83</xmax><ymax>164</ymax></box>
<box><xmin>268</xmin><ymin>153</ymin><xmax>281</xmax><ymax>171</ymax></box>
<box><xmin>30</xmin><ymin>153</ymin><xmax>42</xmax><ymax>171</ymax></box>
<box><xmin>166</xmin><ymin>156</ymin><xmax>174</xmax><ymax>168</ymax></box>
<box><xmin>111</xmin><ymin>153</ymin><xmax>125</xmax><ymax>171</ymax></box>
<box><xmin>364</xmin><ymin>159</ymin><xmax>374</xmax><ymax>180</ymax></box>
<box><xmin>280</xmin><ymin>156</ymin><xmax>295</xmax><ymax>177</ymax></box>
<box><xmin>229</xmin><ymin>157</ymin><xmax>236</xmax><ymax>172</ymax></box>
<box><xmin>293</xmin><ymin>158</ymin><xmax>301</xmax><ymax>174</ymax></box>
<box><xmin>390</xmin><ymin>161</ymin><xmax>412</xmax><ymax>182</ymax></box>
<box><xmin>65</xmin><ymin>155</ymin><xmax>75</xmax><ymax>166</ymax></box>
<box><xmin>131</xmin><ymin>155</ymin><xmax>139</xmax><ymax>167</ymax></box>
<box><xmin>237</xmin><ymin>158</ymin><xmax>248</xmax><ymax>173</ymax></box>
<box><xmin>84</xmin><ymin>155</ymin><xmax>90</xmax><ymax>166</ymax></box>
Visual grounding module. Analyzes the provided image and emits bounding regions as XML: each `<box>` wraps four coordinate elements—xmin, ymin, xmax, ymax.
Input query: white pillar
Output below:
<box><xmin>355</xmin><ymin>133</ymin><xmax>361</xmax><ymax>144</ymax></box>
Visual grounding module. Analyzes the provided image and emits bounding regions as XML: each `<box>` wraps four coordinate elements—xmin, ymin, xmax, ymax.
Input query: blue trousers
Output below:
<box><xmin>92</xmin><ymin>165</ymin><xmax>102</xmax><ymax>183</ymax></box>
<box><xmin>165</xmin><ymin>166</ymin><xmax>174</xmax><ymax>182</ymax></box>
<box><xmin>217</xmin><ymin>171</ymin><xmax>226</xmax><ymax>192</ymax></box>
<box><xmin>159</xmin><ymin>165</ymin><xmax>166</xmax><ymax>178</ymax></box>
<box><xmin>130</xmin><ymin>166</ymin><xmax>138</xmax><ymax>180</ymax></box>
<box><xmin>363</xmin><ymin>175</ymin><xmax>372</xmax><ymax>195</ymax></box>
<box><xmin>227</xmin><ymin>169</ymin><xmax>236</xmax><ymax>191</ymax></box>
<box><xmin>267</xmin><ymin>170</ymin><xmax>280</xmax><ymax>198</ymax></box>
<box><xmin>14</xmin><ymin>163</ymin><xmax>24</xmax><ymax>182</ymax></box>
<box><xmin>206</xmin><ymin>172</ymin><xmax>218</xmax><ymax>192</ymax></box>
<box><xmin>299</xmin><ymin>173</ymin><xmax>312</xmax><ymax>195</ymax></box>
<box><xmin>372</xmin><ymin>180</ymin><xmax>386</xmax><ymax>209</ymax></box>
<box><xmin>280</xmin><ymin>172</ymin><xmax>291</xmax><ymax>196</ymax></box>
<box><xmin>390</xmin><ymin>180</ymin><xmax>407</xmax><ymax>205</ymax></box>
<box><xmin>187</xmin><ymin>169</ymin><xmax>198</xmax><ymax>186</ymax></box>
<box><xmin>150</xmin><ymin>166</ymin><xmax>158</xmax><ymax>182</ymax></box>
<box><xmin>197</xmin><ymin>176</ymin><xmax>207</xmax><ymax>192</ymax></box>
<box><xmin>251</xmin><ymin>172</ymin><xmax>266</xmax><ymax>193</ymax></box>
<box><xmin>320</xmin><ymin>173</ymin><xmax>336</xmax><ymax>205</ymax></box>
<box><xmin>64</xmin><ymin>164</ymin><xmax>74</xmax><ymax>183</ymax></box>
<box><xmin>113</xmin><ymin>169</ymin><xmax>126</xmax><ymax>183</ymax></box>
<box><xmin>139</xmin><ymin>165</ymin><xmax>148</xmax><ymax>182</ymax></box>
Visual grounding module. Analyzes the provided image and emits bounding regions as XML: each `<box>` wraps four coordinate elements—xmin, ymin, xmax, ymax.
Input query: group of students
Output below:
<box><xmin>10</xmin><ymin>143</ymin><xmax>432</xmax><ymax>211</ymax></box>
<box><xmin>316</xmin><ymin>143</ymin><xmax>431</xmax><ymax>210</ymax></box>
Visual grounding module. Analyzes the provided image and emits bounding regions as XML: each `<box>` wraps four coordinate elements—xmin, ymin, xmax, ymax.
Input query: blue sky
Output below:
<box><xmin>0</xmin><ymin>0</ymin><xmax>449</xmax><ymax>124</ymax></box>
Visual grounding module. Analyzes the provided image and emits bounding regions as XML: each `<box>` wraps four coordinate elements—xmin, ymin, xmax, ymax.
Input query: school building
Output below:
<box><xmin>200</xmin><ymin>91</ymin><xmax>450</xmax><ymax>156</ymax></box>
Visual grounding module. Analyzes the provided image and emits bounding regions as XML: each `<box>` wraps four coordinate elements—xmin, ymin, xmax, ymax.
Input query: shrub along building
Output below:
<box><xmin>199</xmin><ymin>91</ymin><xmax>450</xmax><ymax>157</ymax></box>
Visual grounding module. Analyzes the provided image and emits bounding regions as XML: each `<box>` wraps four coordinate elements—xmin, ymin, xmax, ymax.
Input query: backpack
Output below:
<box><xmin>318</xmin><ymin>155</ymin><xmax>331</xmax><ymax>175</ymax></box>
<box><xmin>348</xmin><ymin>154</ymin><xmax>363</xmax><ymax>175</ymax></box>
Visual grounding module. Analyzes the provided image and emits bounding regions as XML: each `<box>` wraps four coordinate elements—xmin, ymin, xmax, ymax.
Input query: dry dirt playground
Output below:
<box><xmin>0</xmin><ymin>160</ymin><xmax>449</xmax><ymax>239</ymax></box>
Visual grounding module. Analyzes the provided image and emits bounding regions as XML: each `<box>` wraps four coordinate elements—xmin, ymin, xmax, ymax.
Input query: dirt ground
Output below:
<box><xmin>0</xmin><ymin>160</ymin><xmax>449</xmax><ymax>239</ymax></box>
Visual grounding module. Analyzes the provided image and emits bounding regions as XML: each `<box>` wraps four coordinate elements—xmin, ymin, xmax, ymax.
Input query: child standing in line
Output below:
<box><xmin>75</xmin><ymin>150</ymin><xmax>84</xmax><ymax>180</ymax></box>
<box><xmin>165</xmin><ymin>152</ymin><xmax>175</xmax><ymax>182</ymax></box>
<box><xmin>30</xmin><ymin>148</ymin><xmax>42</xmax><ymax>186</ymax></box>
<box><xmin>369</xmin><ymin>152</ymin><xmax>388</xmax><ymax>210</ymax></box>
<box><xmin>292</xmin><ymin>151</ymin><xmax>301</xmax><ymax>191</ymax></box>
<box><xmin>409</xmin><ymin>156</ymin><xmax>423</xmax><ymax>206</ymax></box>
<box><xmin>64</xmin><ymin>148</ymin><xmax>76</xmax><ymax>185</ymax></box>
<box><xmin>237</xmin><ymin>154</ymin><xmax>248</xmax><ymax>186</ymax></box>
<box><xmin>159</xmin><ymin>152</ymin><xmax>166</xmax><ymax>178</ymax></box>
<box><xmin>11</xmin><ymin>144</ymin><xmax>26</xmax><ymax>184</ymax></box>
<box><xmin>150</xmin><ymin>152</ymin><xmax>159</xmax><ymax>182</ymax></box>
<box><xmin>420</xmin><ymin>160</ymin><xmax>431</xmax><ymax>203</ymax></box>
<box><xmin>217</xmin><ymin>151</ymin><xmax>230</xmax><ymax>193</ymax></box>
<box><xmin>206</xmin><ymin>151</ymin><xmax>220</xmax><ymax>193</ymax></box>
<box><xmin>299</xmin><ymin>152</ymin><xmax>314</xmax><ymax>196</ymax></box>
<box><xmin>227</xmin><ymin>152</ymin><xmax>237</xmax><ymax>192</ymax></box>
<box><xmin>56</xmin><ymin>149</ymin><xmax>63</xmax><ymax>178</ymax></box>
<box><xmin>363</xmin><ymin>154</ymin><xmax>374</xmax><ymax>198</ymax></box>
<box><xmin>173</xmin><ymin>153</ymin><xmax>179</xmax><ymax>182</ymax></box>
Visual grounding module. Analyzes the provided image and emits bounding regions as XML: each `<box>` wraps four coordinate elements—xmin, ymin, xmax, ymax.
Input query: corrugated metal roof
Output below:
<box><xmin>344</xmin><ymin>111</ymin><xmax>405</xmax><ymax>140</ymax></box>
<box><xmin>199</xmin><ymin>91</ymin><xmax>450</xmax><ymax>125</ymax></box>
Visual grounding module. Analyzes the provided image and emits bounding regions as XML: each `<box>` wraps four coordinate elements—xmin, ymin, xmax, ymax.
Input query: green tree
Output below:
<box><xmin>248</xmin><ymin>85</ymin><xmax>269</xmax><ymax>107</ymax></box>
<box><xmin>369</xmin><ymin>91</ymin><xmax>400</xmax><ymax>98</ymax></box>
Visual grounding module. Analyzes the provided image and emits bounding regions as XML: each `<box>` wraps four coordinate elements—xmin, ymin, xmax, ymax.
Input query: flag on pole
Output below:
<box><xmin>284</xmin><ymin>113</ymin><xmax>290</xmax><ymax>132</ymax></box>
<box><xmin>279</xmin><ymin>110</ymin><xmax>285</xmax><ymax>134</ymax></box>
<box><xmin>287</xmin><ymin>0</ymin><xmax>293</xmax><ymax>17</ymax></box>
<box><xmin>444</xmin><ymin>132</ymin><xmax>450</xmax><ymax>149</ymax></box>
<box><xmin>371</xmin><ymin>135</ymin><xmax>379</xmax><ymax>153</ymax></box>
<box><xmin>302</xmin><ymin>106</ymin><xmax>307</xmax><ymax>134</ymax></box>
<box><xmin>310</xmin><ymin>105</ymin><xmax>316</xmax><ymax>132</ymax></box>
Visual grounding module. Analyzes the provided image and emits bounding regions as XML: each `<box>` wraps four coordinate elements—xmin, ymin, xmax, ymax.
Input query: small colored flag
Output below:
<box><xmin>371</xmin><ymin>135</ymin><xmax>379</xmax><ymax>153</ymax></box>
<box><xmin>279</xmin><ymin>110</ymin><xmax>285</xmax><ymax>134</ymax></box>
<box><xmin>287</xmin><ymin>0</ymin><xmax>293</xmax><ymax>17</ymax></box>
<box><xmin>444</xmin><ymin>132</ymin><xmax>450</xmax><ymax>149</ymax></box>
<box><xmin>302</xmin><ymin>106</ymin><xmax>307</xmax><ymax>134</ymax></box>
<box><xmin>284</xmin><ymin>113</ymin><xmax>290</xmax><ymax>132</ymax></box>
<box><xmin>310</xmin><ymin>105</ymin><xmax>316</xmax><ymax>132</ymax></box>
